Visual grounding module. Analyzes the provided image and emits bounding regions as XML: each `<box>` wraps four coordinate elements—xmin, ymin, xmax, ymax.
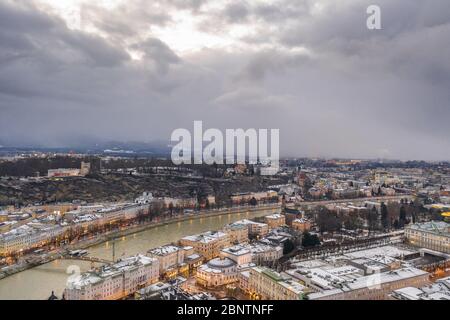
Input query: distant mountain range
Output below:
<box><xmin>0</xmin><ymin>140</ymin><xmax>172</xmax><ymax>157</ymax></box>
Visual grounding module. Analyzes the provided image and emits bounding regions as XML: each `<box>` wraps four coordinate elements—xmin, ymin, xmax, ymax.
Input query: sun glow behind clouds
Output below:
<box><xmin>35</xmin><ymin>0</ymin><xmax>124</xmax><ymax>30</ymax></box>
<box><xmin>151</xmin><ymin>10</ymin><xmax>240</xmax><ymax>54</ymax></box>
<box><xmin>33</xmin><ymin>0</ymin><xmax>257</xmax><ymax>54</ymax></box>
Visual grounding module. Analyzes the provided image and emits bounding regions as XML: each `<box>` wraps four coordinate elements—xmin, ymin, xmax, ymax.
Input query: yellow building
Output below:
<box><xmin>180</xmin><ymin>231</ymin><xmax>231</xmax><ymax>260</ymax></box>
<box><xmin>292</xmin><ymin>218</ymin><xmax>311</xmax><ymax>232</ymax></box>
<box><xmin>442</xmin><ymin>212</ymin><xmax>450</xmax><ymax>223</ymax></box>
<box><xmin>223</xmin><ymin>223</ymin><xmax>249</xmax><ymax>244</ymax></box>
<box><xmin>264</xmin><ymin>214</ymin><xmax>286</xmax><ymax>229</ymax></box>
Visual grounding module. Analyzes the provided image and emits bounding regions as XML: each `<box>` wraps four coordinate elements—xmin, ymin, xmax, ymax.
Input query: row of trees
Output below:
<box><xmin>0</xmin><ymin>156</ymin><xmax>100</xmax><ymax>177</ymax></box>
<box><xmin>311</xmin><ymin>199</ymin><xmax>426</xmax><ymax>234</ymax></box>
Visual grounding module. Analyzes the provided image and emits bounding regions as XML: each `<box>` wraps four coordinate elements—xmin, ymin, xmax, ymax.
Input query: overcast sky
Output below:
<box><xmin>0</xmin><ymin>0</ymin><xmax>449</xmax><ymax>160</ymax></box>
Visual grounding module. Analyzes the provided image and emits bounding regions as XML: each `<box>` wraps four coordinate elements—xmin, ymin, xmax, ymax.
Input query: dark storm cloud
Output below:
<box><xmin>269</xmin><ymin>0</ymin><xmax>450</xmax><ymax>157</ymax></box>
<box><xmin>235</xmin><ymin>49</ymin><xmax>311</xmax><ymax>83</ymax></box>
<box><xmin>132</xmin><ymin>38</ymin><xmax>181</xmax><ymax>74</ymax></box>
<box><xmin>0</xmin><ymin>0</ymin><xmax>54</xmax><ymax>31</ymax></box>
<box><xmin>0</xmin><ymin>0</ymin><xmax>449</xmax><ymax>160</ymax></box>
<box><xmin>0</xmin><ymin>0</ymin><xmax>191</xmax><ymax>146</ymax></box>
<box><xmin>223</xmin><ymin>2</ymin><xmax>250</xmax><ymax>23</ymax></box>
<box><xmin>0</xmin><ymin>1</ymin><xmax>130</xmax><ymax>68</ymax></box>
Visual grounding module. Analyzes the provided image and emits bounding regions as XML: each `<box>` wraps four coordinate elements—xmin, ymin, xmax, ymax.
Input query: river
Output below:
<box><xmin>0</xmin><ymin>207</ymin><xmax>277</xmax><ymax>300</ymax></box>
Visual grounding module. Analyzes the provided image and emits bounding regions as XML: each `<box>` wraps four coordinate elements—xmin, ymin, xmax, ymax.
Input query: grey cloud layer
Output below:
<box><xmin>0</xmin><ymin>0</ymin><xmax>449</xmax><ymax>160</ymax></box>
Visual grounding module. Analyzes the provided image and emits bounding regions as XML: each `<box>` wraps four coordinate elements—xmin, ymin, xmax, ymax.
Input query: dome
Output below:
<box><xmin>207</xmin><ymin>258</ymin><xmax>235</xmax><ymax>269</ymax></box>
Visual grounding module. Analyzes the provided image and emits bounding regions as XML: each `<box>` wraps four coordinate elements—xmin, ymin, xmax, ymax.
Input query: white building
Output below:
<box><xmin>306</xmin><ymin>267</ymin><xmax>429</xmax><ymax>300</ymax></box>
<box><xmin>135</xmin><ymin>192</ymin><xmax>154</xmax><ymax>204</ymax></box>
<box><xmin>392</xmin><ymin>276</ymin><xmax>450</xmax><ymax>300</ymax></box>
<box><xmin>249</xmin><ymin>267</ymin><xmax>306</xmax><ymax>300</ymax></box>
<box><xmin>147</xmin><ymin>245</ymin><xmax>185</xmax><ymax>274</ymax></box>
<box><xmin>223</xmin><ymin>222</ymin><xmax>249</xmax><ymax>244</ymax></box>
<box><xmin>238</xmin><ymin>270</ymin><xmax>251</xmax><ymax>293</ymax></box>
<box><xmin>249</xmin><ymin>243</ymin><xmax>283</xmax><ymax>264</ymax></box>
<box><xmin>232</xmin><ymin>219</ymin><xmax>269</xmax><ymax>237</ymax></box>
<box><xmin>180</xmin><ymin>231</ymin><xmax>230</xmax><ymax>260</ymax></box>
<box><xmin>285</xmin><ymin>245</ymin><xmax>430</xmax><ymax>300</ymax></box>
<box><xmin>0</xmin><ymin>223</ymin><xmax>66</xmax><ymax>255</ymax></box>
<box><xmin>64</xmin><ymin>254</ymin><xmax>159</xmax><ymax>300</ymax></box>
<box><xmin>48</xmin><ymin>168</ymin><xmax>80</xmax><ymax>177</ymax></box>
<box><xmin>196</xmin><ymin>258</ymin><xmax>238</xmax><ymax>288</ymax></box>
<box><xmin>260</xmin><ymin>166</ymin><xmax>280</xmax><ymax>176</ymax></box>
<box><xmin>405</xmin><ymin>221</ymin><xmax>450</xmax><ymax>253</ymax></box>
<box><xmin>0</xmin><ymin>202</ymin><xmax>153</xmax><ymax>256</ymax></box>
<box><xmin>220</xmin><ymin>245</ymin><xmax>252</xmax><ymax>266</ymax></box>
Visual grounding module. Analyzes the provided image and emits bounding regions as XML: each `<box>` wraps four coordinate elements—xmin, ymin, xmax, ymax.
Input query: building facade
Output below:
<box><xmin>64</xmin><ymin>255</ymin><xmax>159</xmax><ymax>300</ymax></box>
<box><xmin>147</xmin><ymin>245</ymin><xmax>185</xmax><ymax>275</ymax></box>
<box><xmin>405</xmin><ymin>221</ymin><xmax>450</xmax><ymax>253</ymax></box>
<box><xmin>196</xmin><ymin>258</ymin><xmax>238</xmax><ymax>288</ymax></box>
<box><xmin>220</xmin><ymin>245</ymin><xmax>252</xmax><ymax>266</ymax></box>
<box><xmin>180</xmin><ymin>231</ymin><xmax>231</xmax><ymax>260</ymax></box>
<box><xmin>223</xmin><ymin>223</ymin><xmax>249</xmax><ymax>244</ymax></box>
<box><xmin>264</xmin><ymin>214</ymin><xmax>286</xmax><ymax>229</ymax></box>
<box><xmin>249</xmin><ymin>267</ymin><xmax>305</xmax><ymax>300</ymax></box>
<box><xmin>292</xmin><ymin>218</ymin><xmax>311</xmax><ymax>232</ymax></box>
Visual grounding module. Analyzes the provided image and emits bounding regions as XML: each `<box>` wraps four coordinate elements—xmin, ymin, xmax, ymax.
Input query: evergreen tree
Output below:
<box><xmin>302</xmin><ymin>232</ymin><xmax>321</xmax><ymax>247</ymax></box>
<box><xmin>381</xmin><ymin>202</ymin><xmax>389</xmax><ymax>230</ymax></box>
<box><xmin>399</xmin><ymin>205</ymin><xmax>407</xmax><ymax>227</ymax></box>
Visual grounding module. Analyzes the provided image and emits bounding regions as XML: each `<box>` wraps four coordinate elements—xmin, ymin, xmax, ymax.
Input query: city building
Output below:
<box><xmin>249</xmin><ymin>267</ymin><xmax>306</xmax><ymax>300</ymax></box>
<box><xmin>47</xmin><ymin>168</ymin><xmax>81</xmax><ymax>178</ymax></box>
<box><xmin>147</xmin><ymin>245</ymin><xmax>185</xmax><ymax>276</ymax></box>
<box><xmin>232</xmin><ymin>219</ymin><xmax>269</xmax><ymax>237</ymax></box>
<box><xmin>286</xmin><ymin>246</ymin><xmax>430</xmax><ymax>300</ymax></box>
<box><xmin>64</xmin><ymin>255</ymin><xmax>159</xmax><ymax>300</ymax></box>
<box><xmin>48</xmin><ymin>162</ymin><xmax>90</xmax><ymax>178</ymax></box>
<box><xmin>136</xmin><ymin>277</ymin><xmax>215</xmax><ymax>300</ymax></box>
<box><xmin>196</xmin><ymin>258</ymin><xmax>238</xmax><ymax>288</ymax></box>
<box><xmin>238</xmin><ymin>270</ymin><xmax>251</xmax><ymax>294</ymax></box>
<box><xmin>80</xmin><ymin>162</ymin><xmax>91</xmax><ymax>176</ymax></box>
<box><xmin>292</xmin><ymin>218</ymin><xmax>311</xmax><ymax>232</ymax></box>
<box><xmin>180</xmin><ymin>231</ymin><xmax>230</xmax><ymax>260</ymax></box>
<box><xmin>135</xmin><ymin>192</ymin><xmax>154</xmax><ymax>204</ymax></box>
<box><xmin>147</xmin><ymin>245</ymin><xmax>201</xmax><ymax>278</ymax></box>
<box><xmin>223</xmin><ymin>222</ymin><xmax>249</xmax><ymax>244</ymax></box>
<box><xmin>0</xmin><ymin>202</ymin><xmax>150</xmax><ymax>256</ymax></box>
<box><xmin>392</xmin><ymin>276</ymin><xmax>450</xmax><ymax>300</ymax></box>
<box><xmin>220</xmin><ymin>245</ymin><xmax>252</xmax><ymax>266</ymax></box>
<box><xmin>0</xmin><ymin>223</ymin><xmax>66</xmax><ymax>255</ymax></box>
<box><xmin>206</xmin><ymin>195</ymin><xmax>216</xmax><ymax>206</ymax></box>
<box><xmin>249</xmin><ymin>243</ymin><xmax>283</xmax><ymax>264</ymax></box>
<box><xmin>218</xmin><ymin>243</ymin><xmax>282</xmax><ymax>265</ymax></box>
<box><xmin>405</xmin><ymin>221</ymin><xmax>450</xmax><ymax>253</ymax></box>
<box><xmin>161</xmin><ymin>197</ymin><xmax>198</xmax><ymax>208</ymax></box>
<box><xmin>283</xmin><ymin>208</ymin><xmax>304</xmax><ymax>227</ymax></box>
<box><xmin>259</xmin><ymin>166</ymin><xmax>280</xmax><ymax>176</ymax></box>
<box><xmin>230</xmin><ymin>191</ymin><xmax>278</xmax><ymax>204</ymax></box>
<box><xmin>261</xmin><ymin>228</ymin><xmax>293</xmax><ymax>246</ymax></box>
<box><xmin>308</xmin><ymin>187</ymin><xmax>323</xmax><ymax>199</ymax></box>
<box><xmin>264</xmin><ymin>214</ymin><xmax>286</xmax><ymax>229</ymax></box>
